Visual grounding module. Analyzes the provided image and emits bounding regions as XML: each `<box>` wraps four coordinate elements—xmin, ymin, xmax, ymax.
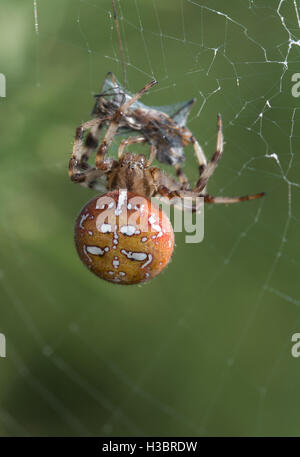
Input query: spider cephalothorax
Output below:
<box><xmin>106</xmin><ymin>152</ymin><xmax>160</xmax><ymax>197</ymax></box>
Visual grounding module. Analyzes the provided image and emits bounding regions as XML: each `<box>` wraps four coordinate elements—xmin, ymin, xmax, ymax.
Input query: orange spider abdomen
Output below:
<box><xmin>74</xmin><ymin>190</ymin><xmax>174</xmax><ymax>285</ymax></box>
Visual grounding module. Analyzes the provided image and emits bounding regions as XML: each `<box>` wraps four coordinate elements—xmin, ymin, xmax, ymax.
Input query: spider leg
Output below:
<box><xmin>157</xmin><ymin>185</ymin><xmax>181</xmax><ymax>199</ymax></box>
<box><xmin>95</xmin><ymin>120</ymin><xmax>120</xmax><ymax>168</ymax></box>
<box><xmin>121</xmin><ymin>79</ymin><xmax>157</xmax><ymax>112</ymax></box>
<box><xmin>69</xmin><ymin>119</ymin><xmax>103</xmax><ymax>181</ymax></box>
<box><xmin>203</xmin><ymin>192</ymin><xmax>265</xmax><ymax>204</ymax></box>
<box><xmin>147</xmin><ymin>145</ymin><xmax>157</xmax><ymax>167</ymax></box>
<box><xmin>174</xmin><ymin>163</ymin><xmax>190</xmax><ymax>188</ymax></box>
<box><xmin>96</xmin><ymin>80</ymin><xmax>158</xmax><ymax>167</ymax></box>
<box><xmin>194</xmin><ymin>114</ymin><xmax>223</xmax><ymax>193</ymax></box>
<box><xmin>155</xmin><ymin>186</ymin><xmax>202</xmax><ymax>212</ymax></box>
<box><xmin>156</xmin><ymin>185</ymin><xmax>265</xmax><ymax>211</ymax></box>
<box><xmin>191</xmin><ymin>136</ymin><xmax>207</xmax><ymax>175</ymax></box>
<box><xmin>69</xmin><ymin>118</ymin><xmax>114</xmax><ymax>189</ymax></box>
<box><xmin>118</xmin><ymin>136</ymin><xmax>147</xmax><ymax>159</ymax></box>
<box><xmin>83</xmin><ymin>122</ymin><xmax>105</xmax><ymax>157</ymax></box>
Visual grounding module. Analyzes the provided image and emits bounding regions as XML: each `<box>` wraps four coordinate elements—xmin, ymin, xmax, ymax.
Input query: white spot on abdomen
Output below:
<box><xmin>148</xmin><ymin>215</ymin><xmax>161</xmax><ymax>233</ymax></box>
<box><xmin>113</xmin><ymin>257</ymin><xmax>120</xmax><ymax>269</ymax></box>
<box><xmin>121</xmin><ymin>249</ymin><xmax>147</xmax><ymax>261</ymax></box>
<box><xmin>79</xmin><ymin>213</ymin><xmax>89</xmax><ymax>229</ymax></box>
<box><xmin>86</xmin><ymin>246</ymin><xmax>107</xmax><ymax>256</ymax></box>
<box><xmin>120</xmin><ymin>225</ymin><xmax>137</xmax><ymax>236</ymax></box>
<box><xmin>141</xmin><ymin>253</ymin><xmax>153</xmax><ymax>269</ymax></box>
<box><xmin>101</xmin><ymin>223</ymin><xmax>112</xmax><ymax>233</ymax></box>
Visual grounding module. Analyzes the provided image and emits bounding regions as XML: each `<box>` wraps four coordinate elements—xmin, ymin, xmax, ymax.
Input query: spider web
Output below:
<box><xmin>1</xmin><ymin>0</ymin><xmax>300</xmax><ymax>436</ymax></box>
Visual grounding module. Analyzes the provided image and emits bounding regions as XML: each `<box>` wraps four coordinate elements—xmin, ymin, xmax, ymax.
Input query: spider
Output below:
<box><xmin>69</xmin><ymin>73</ymin><xmax>264</xmax><ymax>207</ymax></box>
<box><xmin>71</xmin><ymin>75</ymin><xmax>264</xmax><ymax>285</ymax></box>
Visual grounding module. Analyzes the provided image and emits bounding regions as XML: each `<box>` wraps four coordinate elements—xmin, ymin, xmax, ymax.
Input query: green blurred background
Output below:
<box><xmin>0</xmin><ymin>0</ymin><xmax>300</xmax><ymax>436</ymax></box>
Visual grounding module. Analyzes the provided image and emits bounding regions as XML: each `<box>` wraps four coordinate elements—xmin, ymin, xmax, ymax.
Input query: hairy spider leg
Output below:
<box><xmin>147</xmin><ymin>145</ymin><xmax>157</xmax><ymax>167</ymax></box>
<box><xmin>194</xmin><ymin>114</ymin><xmax>223</xmax><ymax>193</ymax></box>
<box><xmin>118</xmin><ymin>136</ymin><xmax>147</xmax><ymax>159</ymax></box>
<box><xmin>69</xmin><ymin>119</ymin><xmax>102</xmax><ymax>181</ymax></box>
<box><xmin>69</xmin><ymin>118</ymin><xmax>112</xmax><ymax>189</ymax></box>
<box><xmin>191</xmin><ymin>136</ymin><xmax>208</xmax><ymax>173</ymax></box>
<box><xmin>203</xmin><ymin>192</ymin><xmax>265</xmax><ymax>204</ymax></box>
<box><xmin>156</xmin><ymin>184</ymin><xmax>265</xmax><ymax>210</ymax></box>
<box><xmin>174</xmin><ymin>163</ymin><xmax>189</xmax><ymax>188</ymax></box>
<box><xmin>95</xmin><ymin>80</ymin><xmax>158</xmax><ymax>169</ymax></box>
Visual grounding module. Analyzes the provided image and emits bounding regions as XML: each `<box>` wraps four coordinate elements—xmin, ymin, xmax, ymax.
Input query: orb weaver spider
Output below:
<box><xmin>71</xmin><ymin>75</ymin><xmax>264</xmax><ymax>285</ymax></box>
